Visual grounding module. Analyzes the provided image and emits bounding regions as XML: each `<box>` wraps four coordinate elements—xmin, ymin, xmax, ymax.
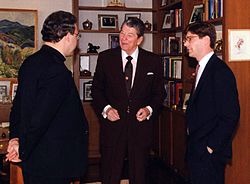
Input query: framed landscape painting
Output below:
<box><xmin>0</xmin><ymin>9</ymin><xmax>38</xmax><ymax>78</ymax></box>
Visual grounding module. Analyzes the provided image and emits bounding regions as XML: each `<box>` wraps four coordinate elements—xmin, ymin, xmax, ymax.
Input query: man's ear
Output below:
<box><xmin>137</xmin><ymin>36</ymin><xmax>144</xmax><ymax>46</ymax></box>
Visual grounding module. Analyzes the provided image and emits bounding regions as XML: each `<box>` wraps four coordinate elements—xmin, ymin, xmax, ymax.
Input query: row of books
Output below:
<box><xmin>203</xmin><ymin>0</ymin><xmax>223</xmax><ymax>20</ymax></box>
<box><xmin>162</xmin><ymin>56</ymin><xmax>182</xmax><ymax>79</ymax></box>
<box><xmin>162</xmin><ymin>8</ymin><xmax>183</xmax><ymax>29</ymax></box>
<box><xmin>164</xmin><ymin>81</ymin><xmax>183</xmax><ymax>108</ymax></box>
<box><xmin>160</xmin><ymin>36</ymin><xmax>182</xmax><ymax>55</ymax></box>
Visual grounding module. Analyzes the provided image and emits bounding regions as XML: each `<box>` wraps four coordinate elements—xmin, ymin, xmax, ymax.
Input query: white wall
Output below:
<box><xmin>0</xmin><ymin>0</ymin><xmax>72</xmax><ymax>49</ymax></box>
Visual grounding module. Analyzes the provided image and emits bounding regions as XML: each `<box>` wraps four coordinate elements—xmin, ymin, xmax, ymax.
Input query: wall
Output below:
<box><xmin>0</xmin><ymin>0</ymin><xmax>72</xmax><ymax>49</ymax></box>
<box><xmin>0</xmin><ymin>0</ymin><xmax>73</xmax><ymax>70</ymax></box>
<box><xmin>224</xmin><ymin>1</ymin><xmax>250</xmax><ymax>184</ymax></box>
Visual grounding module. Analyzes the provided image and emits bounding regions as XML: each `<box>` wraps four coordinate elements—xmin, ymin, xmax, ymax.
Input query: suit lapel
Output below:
<box><xmin>130</xmin><ymin>48</ymin><xmax>144</xmax><ymax>96</ymax></box>
<box><xmin>190</xmin><ymin>54</ymin><xmax>216</xmax><ymax>102</ymax></box>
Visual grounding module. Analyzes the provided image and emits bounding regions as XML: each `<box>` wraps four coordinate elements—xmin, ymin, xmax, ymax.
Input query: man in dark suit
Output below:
<box><xmin>184</xmin><ymin>22</ymin><xmax>240</xmax><ymax>184</ymax></box>
<box><xmin>92</xmin><ymin>18</ymin><xmax>165</xmax><ymax>184</ymax></box>
<box><xmin>6</xmin><ymin>11</ymin><xmax>88</xmax><ymax>184</ymax></box>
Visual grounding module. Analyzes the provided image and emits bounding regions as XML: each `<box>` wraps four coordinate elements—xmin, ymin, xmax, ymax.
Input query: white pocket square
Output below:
<box><xmin>147</xmin><ymin>72</ymin><xmax>154</xmax><ymax>75</ymax></box>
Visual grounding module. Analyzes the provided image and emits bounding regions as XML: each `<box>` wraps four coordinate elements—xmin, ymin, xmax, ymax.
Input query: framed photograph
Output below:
<box><xmin>108</xmin><ymin>34</ymin><xmax>120</xmax><ymax>49</ymax></box>
<box><xmin>161</xmin><ymin>0</ymin><xmax>168</xmax><ymax>6</ymax></box>
<box><xmin>124</xmin><ymin>13</ymin><xmax>141</xmax><ymax>21</ymax></box>
<box><xmin>189</xmin><ymin>4</ymin><xmax>204</xmax><ymax>23</ymax></box>
<box><xmin>162</xmin><ymin>13</ymin><xmax>171</xmax><ymax>29</ymax></box>
<box><xmin>0</xmin><ymin>85</ymin><xmax>7</xmax><ymax>102</ymax></box>
<box><xmin>98</xmin><ymin>14</ymin><xmax>118</xmax><ymax>31</ymax></box>
<box><xmin>0</xmin><ymin>9</ymin><xmax>38</xmax><ymax>78</ymax></box>
<box><xmin>182</xmin><ymin>93</ymin><xmax>190</xmax><ymax>110</ymax></box>
<box><xmin>83</xmin><ymin>81</ymin><xmax>93</xmax><ymax>101</ymax></box>
<box><xmin>80</xmin><ymin>55</ymin><xmax>90</xmax><ymax>72</ymax></box>
<box><xmin>228</xmin><ymin>29</ymin><xmax>250</xmax><ymax>62</ymax></box>
<box><xmin>11</xmin><ymin>83</ymin><xmax>18</xmax><ymax>100</ymax></box>
<box><xmin>0</xmin><ymin>79</ymin><xmax>11</xmax><ymax>97</ymax></box>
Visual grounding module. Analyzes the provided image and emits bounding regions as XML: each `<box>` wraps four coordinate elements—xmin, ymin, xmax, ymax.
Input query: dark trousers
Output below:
<box><xmin>101</xmin><ymin>131</ymin><xmax>149</xmax><ymax>184</ymax></box>
<box><xmin>22</xmin><ymin>172</ymin><xmax>75</xmax><ymax>184</ymax></box>
<box><xmin>188</xmin><ymin>153</ymin><xmax>225</xmax><ymax>184</ymax></box>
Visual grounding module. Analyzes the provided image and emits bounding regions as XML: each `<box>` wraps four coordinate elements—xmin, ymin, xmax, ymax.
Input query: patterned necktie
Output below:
<box><xmin>124</xmin><ymin>56</ymin><xmax>133</xmax><ymax>95</ymax></box>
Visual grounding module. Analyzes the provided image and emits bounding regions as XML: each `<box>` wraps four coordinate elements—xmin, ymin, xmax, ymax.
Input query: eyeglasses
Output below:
<box><xmin>74</xmin><ymin>33</ymin><xmax>81</xmax><ymax>40</ymax></box>
<box><xmin>183</xmin><ymin>35</ymin><xmax>199</xmax><ymax>43</ymax></box>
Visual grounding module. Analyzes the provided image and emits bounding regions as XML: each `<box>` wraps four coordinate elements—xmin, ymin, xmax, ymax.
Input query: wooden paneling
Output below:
<box><xmin>172</xmin><ymin>111</ymin><xmax>188</xmax><ymax>177</ymax></box>
<box><xmin>83</xmin><ymin>102</ymin><xmax>100</xmax><ymax>158</ymax></box>
<box><xmin>223</xmin><ymin>1</ymin><xmax>250</xmax><ymax>184</ymax></box>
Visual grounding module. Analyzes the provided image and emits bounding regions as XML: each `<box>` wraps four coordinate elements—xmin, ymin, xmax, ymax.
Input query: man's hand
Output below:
<box><xmin>136</xmin><ymin>107</ymin><xmax>150</xmax><ymax>122</ymax></box>
<box><xmin>106</xmin><ymin>107</ymin><xmax>120</xmax><ymax>122</ymax></box>
<box><xmin>207</xmin><ymin>146</ymin><xmax>213</xmax><ymax>154</ymax></box>
<box><xmin>5</xmin><ymin>138</ymin><xmax>22</xmax><ymax>162</ymax></box>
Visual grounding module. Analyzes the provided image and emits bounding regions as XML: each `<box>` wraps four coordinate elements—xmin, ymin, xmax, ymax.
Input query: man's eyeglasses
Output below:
<box><xmin>74</xmin><ymin>33</ymin><xmax>81</xmax><ymax>40</ymax></box>
<box><xmin>183</xmin><ymin>35</ymin><xmax>199</xmax><ymax>43</ymax></box>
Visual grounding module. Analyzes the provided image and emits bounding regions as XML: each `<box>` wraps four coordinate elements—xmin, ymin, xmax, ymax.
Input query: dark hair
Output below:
<box><xmin>121</xmin><ymin>17</ymin><xmax>145</xmax><ymax>37</ymax></box>
<box><xmin>184</xmin><ymin>22</ymin><xmax>216</xmax><ymax>49</ymax></box>
<box><xmin>41</xmin><ymin>11</ymin><xmax>77</xmax><ymax>42</ymax></box>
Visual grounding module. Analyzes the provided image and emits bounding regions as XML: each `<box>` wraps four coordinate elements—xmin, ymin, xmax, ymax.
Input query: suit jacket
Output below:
<box><xmin>9</xmin><ymin>45</ymin><xmax>89</xmax><ymax>178</ymax></box>
<box><xmin>186</xmin><ymin>54</ymin><xmax>240</xmax><ymax>162</ymax></box>
<box><xmin>92</xmin><ymin>47</ymin><xmax>165</xmax><ymax>148</ymax></box>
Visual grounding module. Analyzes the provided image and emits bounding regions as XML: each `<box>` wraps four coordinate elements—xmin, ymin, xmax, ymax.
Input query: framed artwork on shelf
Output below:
<box><xmin>124</xmin><ymin>13</ymin><xmax>141</xmax><ymax>21</ymax></box>
<box><xmin>11</xmin><ymin>83</ymin><xmax>18</xmax><ymax>101</ymax></box>
<box><xmin>0</xmin><ymin>85</ymin><xmax>7</xmax><ymax>102</ymax></box>
<box><xmin>189</xmin><ymin>4</ymin><xmax>204</xmax><ymax>23</ymax></box>
<box><xmin>162</xmin><ymin>13</ymin><xmax>171</xmax><ymax>29</ymax></box>
<box><xmin>228</xmin><ymin>29</ymin><xmax>250</xmax><ymax>62</ymax></box>
<box><xmin>0</xmin><ymin>9</ymin><xmax>38</xmax><ymax>78</ymax></box>
<box><xmin>108</xmin><ymin>34</ymin><xmax>120</xmax><ymax>49</ymax></box>
<box><xmin>80</xmin><ymin>55</ymin><xmax>90</xmax><ymax>71</ymax></box>
<box><xmin>83</xmin><ymin>81</ymin><xmax>93</xmax><ymax>101</ymax></box>
<box><xmin>98</xmin><ymin>14</ymin><xmax>118</xmax><ymax>31</ymax></box>
<box><xmin>161</xmin><ymin>0</ymin><xmax>168</xmax><ymax>6</ymax></box>
<box><xmin>182</xmin><ymin>93</ymin><xmax>190</xmax><ymax>110</ymax></box>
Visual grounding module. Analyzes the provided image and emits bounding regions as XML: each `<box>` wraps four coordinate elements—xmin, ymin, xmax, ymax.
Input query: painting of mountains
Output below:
<box><xmin>0</xmin><ymin>9</ymin><xmax>37</xmax><ymax>78</ymax></box>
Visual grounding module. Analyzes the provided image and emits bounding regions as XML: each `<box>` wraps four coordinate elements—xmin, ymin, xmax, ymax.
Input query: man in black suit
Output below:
<box><xmin>6</xmin><ymin>11</ymin><xmax>88</xmax><ymax>184</ymax></box>
<box><xmin>184</xmin><ymin>22</ymin><xmax>240</xmax><ymax>184</ymax></box>
<box><xmin>92</xmin><ymin>18</ymin><xmax>165</xmax><ymax>184</ymax></box>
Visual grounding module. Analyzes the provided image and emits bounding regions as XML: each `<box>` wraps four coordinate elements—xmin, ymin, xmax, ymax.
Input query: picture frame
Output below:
<box><xmin>189</xmin><ymin>4</ymin><xmax>204</xmax><ymax>23</ymax></box>
<box><xmin>162</xmin><ymin>13</ymin><xmax>171</xmax><ymax>29</ymax></box>
<box><xmin>228</xmin><ymin>29</ymin><xmax>250</xmax><ymax>62</ymax></box>
<box><xmin>124</xmin><ymin>13</ymin><xmax>141</xmax><ymax>21</ymax></box>
<box><xmin>161</xmin><ymin>0</ymin><xmax>168</xmax><ymax>6</ymax></box>
<box><xmin>80</xmin><ymin>55</ymin><xmax>90</xmax><ymax>72</ymax></box>
<box><xmin>182</xmin><ymin>93</ymin><xmax>190</xmax><ymax>110</ymax></box>
<box><xmin>0</xmin><ymin>79</ymin><xmax>11</xmax><ymax>97</ymax></box>
<box><xmin>11</xmin><ymin>83</ymin><xmax>18</xmax><ymax>100</ymax></box>
<box><xmin>98</xmin><ymin>14</ymin><xmax>118</xmax><ymax>31</ymax></box>
<box><xmin>0</xmin><ymin>8</ymin><xmax>38</xmax><ymax>78</ymax></box>
<box><xmin>108</xmin><ymin>34</ymin><xmax>120</xmax><ymax>49</ymax></box>
<box><xmin>0</xmin><ymin>85</ymin><xmax>7</xmax><ymax>102</ymax></box>
<box><xmin>83</xmin><ymin>81</ymin><xmax>93</xmax><ymax>101</ymax></box>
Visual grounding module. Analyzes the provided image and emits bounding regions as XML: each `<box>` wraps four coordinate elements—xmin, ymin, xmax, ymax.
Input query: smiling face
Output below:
<box><xmin>119</xmin><ymin>24</ymin><xmax>143</xmax><ymax>55</ymax></box>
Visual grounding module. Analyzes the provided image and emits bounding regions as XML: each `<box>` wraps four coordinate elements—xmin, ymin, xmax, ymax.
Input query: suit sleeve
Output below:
<box><xmin>149</xmin><ymin>55</ymin><xmax>166</xmax><ymax>116</ymax></box>
<box><xmin>207</xmin><ymin>67</ymin><xmax>240</xmax><ymax>152</ymax></box>
<box><xmin>92</xmin><ymin>52</ymin><xmax>109</xmax><ymax>115</ymax></box>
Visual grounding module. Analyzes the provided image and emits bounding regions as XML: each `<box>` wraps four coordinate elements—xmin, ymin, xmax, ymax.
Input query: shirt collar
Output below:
<box><xmin>199</xmin><ymin>51</ymin><xmax>214</xmax><ymax>69</ymax></box>
<box><xmin>121</xmin><ymin>47</ymin><xmax>139</xmax><ymax>62</ymax></box>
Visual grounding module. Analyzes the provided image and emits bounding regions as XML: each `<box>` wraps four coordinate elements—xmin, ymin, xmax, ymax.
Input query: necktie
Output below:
<box><xmin>125</xmin><ymin>56</ymin><xmax>133</xmax><ymax>95</ymax></box>
<box><xmin>194</xmin><ymin>63</ymin><xmax>200</xmax><ymax>88</ymax></box>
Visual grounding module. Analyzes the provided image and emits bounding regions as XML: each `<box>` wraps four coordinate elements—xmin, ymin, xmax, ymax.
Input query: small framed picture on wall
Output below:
<box><xmin>108</xmin><ymin>34</ymin><xmax>120</xmax><ymax>49</ymax></box>
<box><xmin>98</xmin><ymin>14</ymin><xmax>118</xmax><ymax>31</ymax></box>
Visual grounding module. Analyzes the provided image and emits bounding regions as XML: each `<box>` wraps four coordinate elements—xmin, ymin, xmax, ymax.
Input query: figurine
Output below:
<box><xmin>82</xmin><ymin>19</ymin><xmax>92</xmax><ymax>30</ymax></box>
<box><xmin>87</xmin><ymin>43</ymin><xmax>100</xmax><ymax>53</ymax></box>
